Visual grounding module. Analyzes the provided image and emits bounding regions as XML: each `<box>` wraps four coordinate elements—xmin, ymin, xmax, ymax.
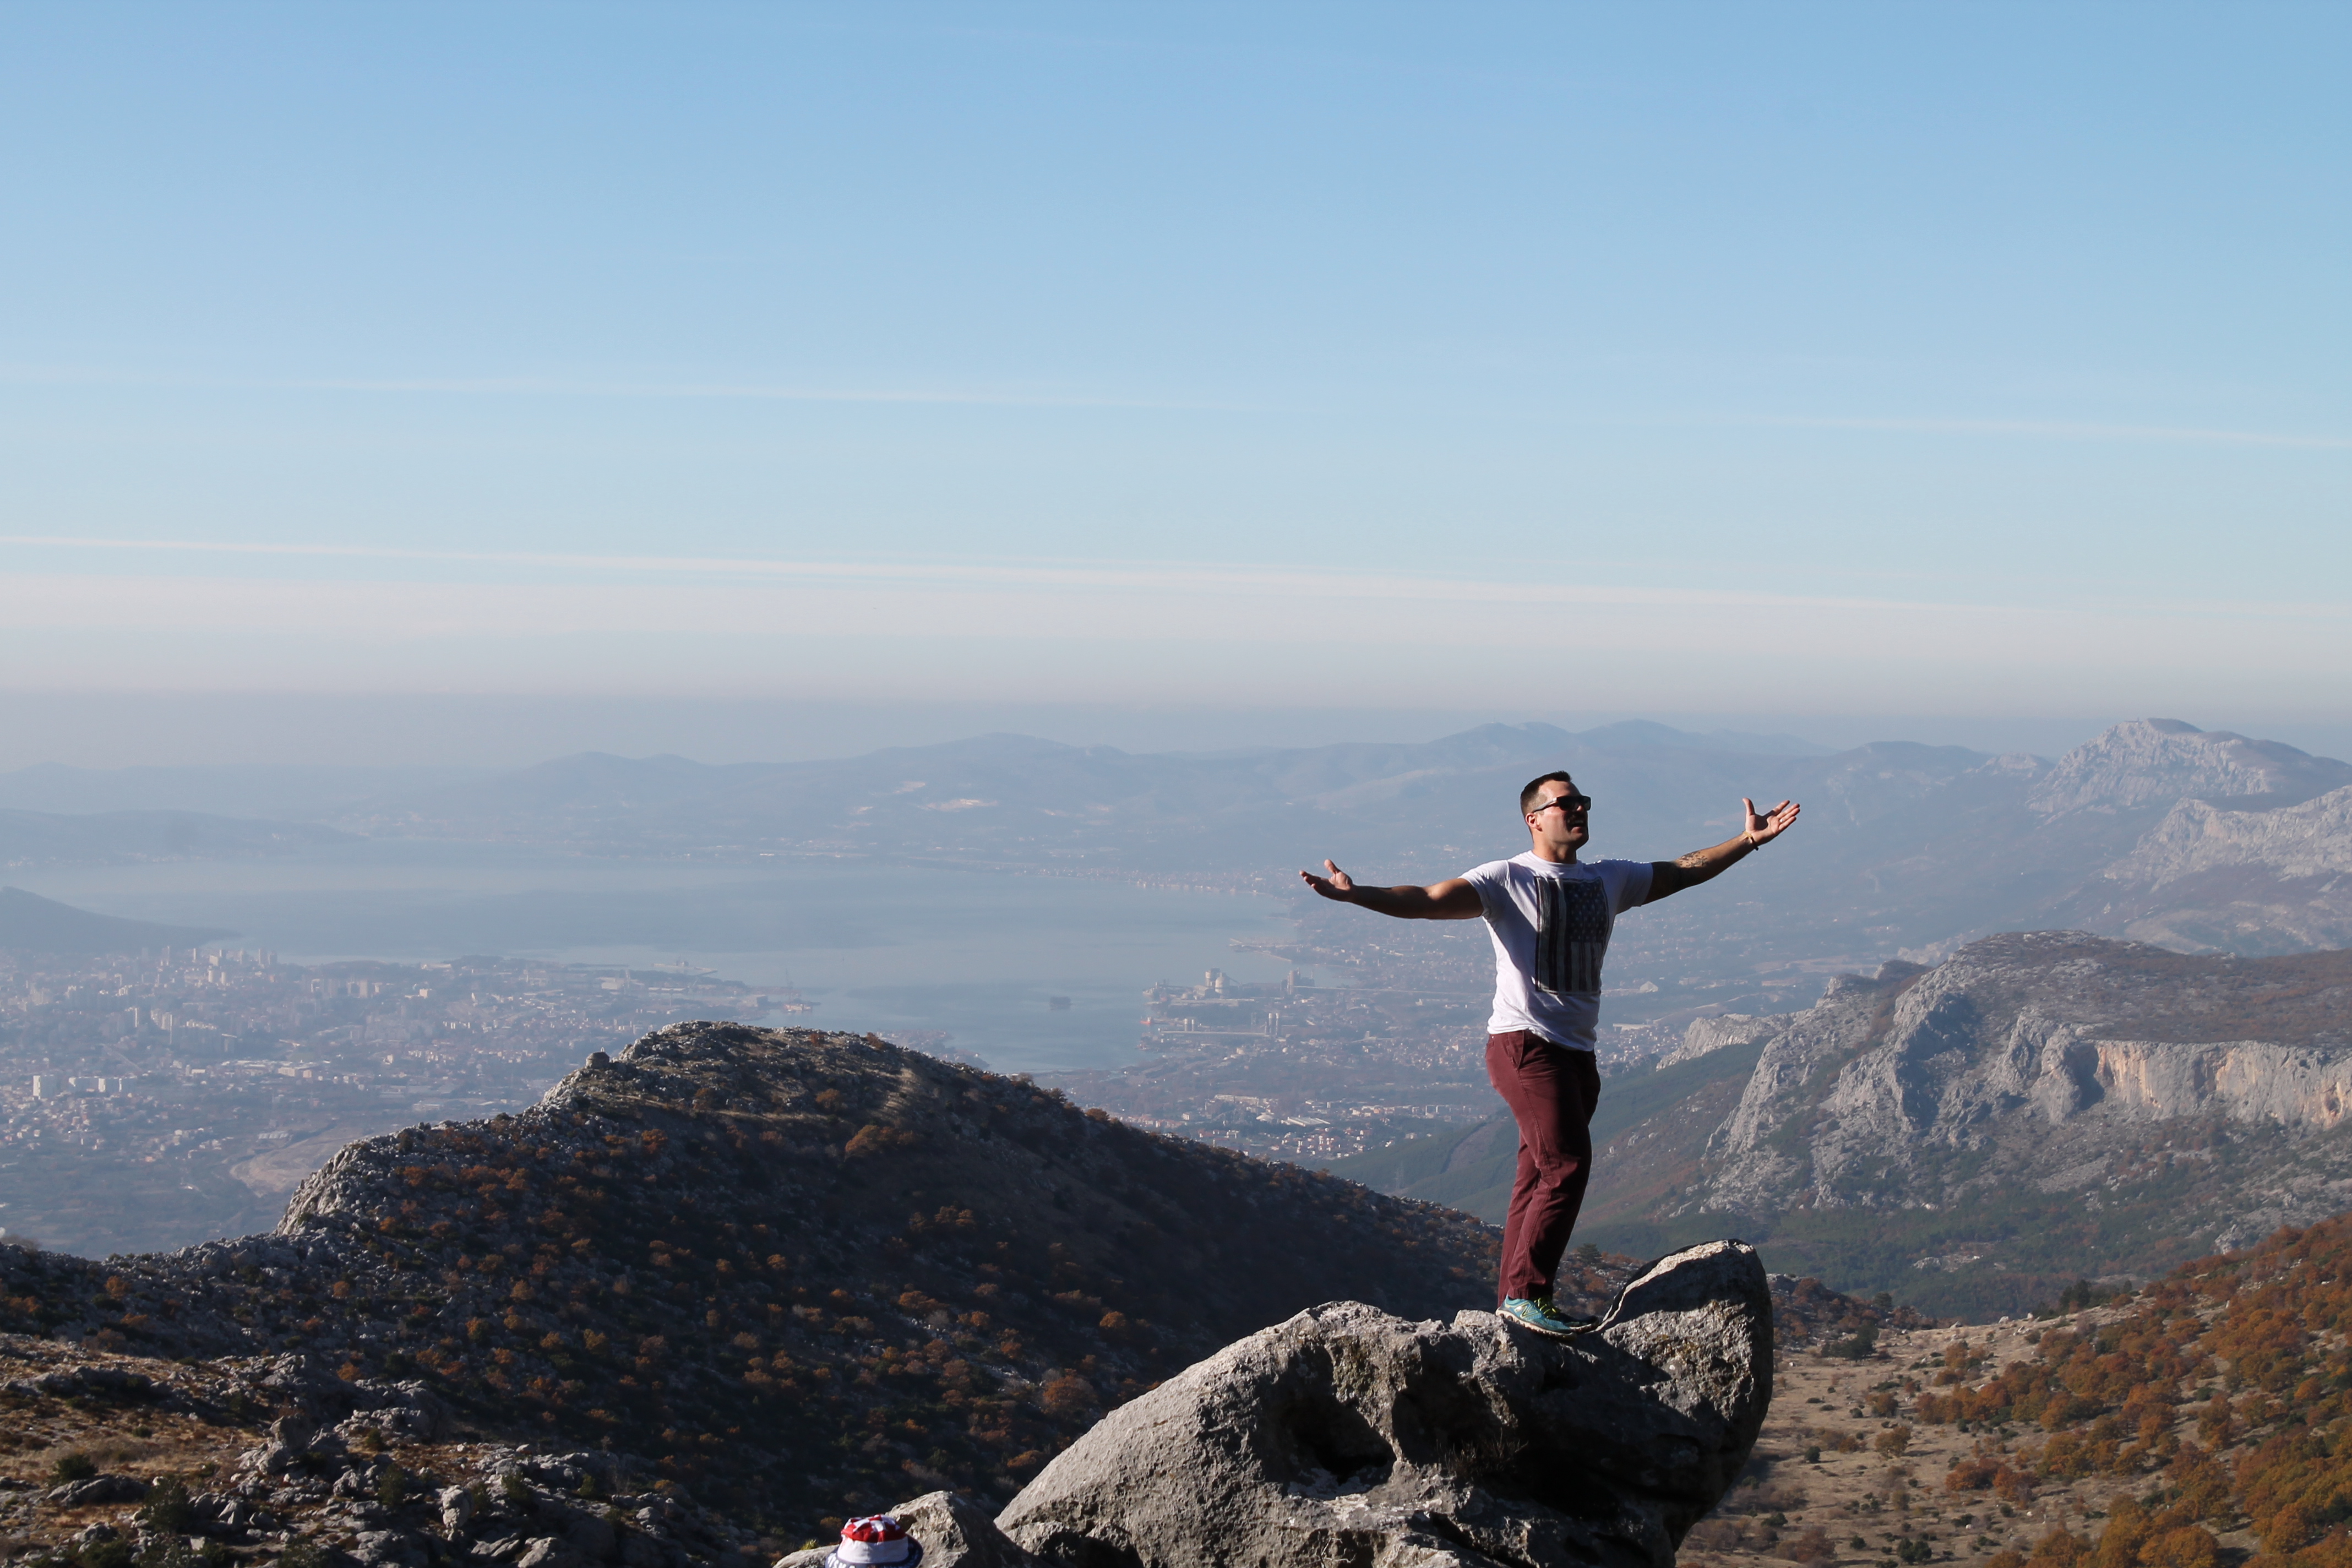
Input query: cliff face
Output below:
<box><xmin>1555</xmin><ymin>933</ymin><xmax>2352</xmax><ymax>1314</ymax></box>
<box><xmin>1706</xmin><ymin>934</ymin><xmax>2352</xmax><ymax>1211</ymax></box>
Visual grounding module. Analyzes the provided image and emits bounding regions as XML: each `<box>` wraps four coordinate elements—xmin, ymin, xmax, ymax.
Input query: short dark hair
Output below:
<box><xmin>1520</xmin><ymin>771</ymin><xmax>1574</xmax><ymax>816</ymax></box>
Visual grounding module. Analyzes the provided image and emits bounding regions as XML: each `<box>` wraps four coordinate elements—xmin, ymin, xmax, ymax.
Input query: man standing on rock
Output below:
<box><xmin>1300</xmin><ymin>772</ymin><xmax>1800</xmax><ymax>1336</ymax></box>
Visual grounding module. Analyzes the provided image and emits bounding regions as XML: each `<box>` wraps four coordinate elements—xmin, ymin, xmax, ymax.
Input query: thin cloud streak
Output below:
<box><xmin>11</xmin><ymin>366</ymin><xmax>2345</xmax><ymax>444</ymax></box>
<box><xmin>0</xmin><ymin>362</ymin><xmax>1253</xmax><ymax>412</ymax></box>
<box><xmin>1</xmin><ymin>537</ymin><xmax>2346</xmax><ymax>624</ymax></box>
<box><xmin>1757</xmin><ymin>413</ymin><xmax>2352</xmax><ymax>451</ymax></box>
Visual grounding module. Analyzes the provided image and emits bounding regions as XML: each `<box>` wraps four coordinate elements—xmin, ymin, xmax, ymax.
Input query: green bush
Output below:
<box><xmin>138</xmin><ymin>1477</ymin><xmax>195</xmax><ymax>1534</ymax></box>
<box><xmin>1823</xmin><ymin>1322</ymin><xmax>1881</xmax><ymax>1360</ymax></box>
<box><xmin>51</xmin><ymin>1451</ymin><xmax>97</xmax><ymax>1482</ymax></box>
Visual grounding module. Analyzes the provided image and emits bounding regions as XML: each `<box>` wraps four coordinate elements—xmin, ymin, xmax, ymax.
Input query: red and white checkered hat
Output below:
<box><xmin>826</xmin><ymin>1515</ymin><xmax>923</xmax><ymax>1567</ymax></box>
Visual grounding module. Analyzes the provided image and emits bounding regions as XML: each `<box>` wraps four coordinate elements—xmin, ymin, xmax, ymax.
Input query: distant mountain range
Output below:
<box><xmin>8</xmin><ymin>717</ymin><xmax>2352</xmax><ymax>977</ymax></box>
<box><xmin>332</xmin><ymin>715</ymin><xmax>2352</xmax><ymax>963</ymax></box>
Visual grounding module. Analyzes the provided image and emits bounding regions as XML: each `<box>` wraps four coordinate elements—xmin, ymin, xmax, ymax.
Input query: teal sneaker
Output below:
<box><xmin>1499</xmin><ymin>1295</ymin><xmax>1596</xmax><ymax>1338</ymax></box>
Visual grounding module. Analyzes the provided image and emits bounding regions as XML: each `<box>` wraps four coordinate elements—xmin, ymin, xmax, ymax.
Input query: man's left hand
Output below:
<box><xmin>1742</xmin><ymin>796</ymin><xmax>1800</xmax><ymax>845</ymax></box>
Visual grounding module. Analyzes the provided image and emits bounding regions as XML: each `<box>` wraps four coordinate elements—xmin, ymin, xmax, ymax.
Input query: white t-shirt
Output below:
<box><xmin>1462</xmin><ymin>853</ymin><xmax>1654</xmax><ymax>1050</ymax></box>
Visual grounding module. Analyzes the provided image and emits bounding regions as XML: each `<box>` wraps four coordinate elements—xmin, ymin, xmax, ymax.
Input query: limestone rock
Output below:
<box><xmin>2026</xmin><ymin>718</ymin><xmax>2350</xmax><ymax>817</ymax></box>
<box><xmin>46</xmin><ymin>1476</ymin><xmax>150</xmax><ymax>1507</ymax></box>
<box><xmin>2089</xmin><ymin>786</ymin><xmax>2352</xmax><ymax>952</ymax></box>
<box><xmin>1658</xmin><ymin>1014</ymin><xmax>1775</xmax><ymax>1070</ymax></box>
<box><xmin>1696</xmin><ymin>931</ymin><xmax>2352</xmax><ymax>1249</ymax></box>
<box><xmin>996</xmin><ymin>1240</ymin><xmax>1771</xmax><ymax>1568</ymax></box>
<box><xmin>350</xmin><ymin>1529</ymin><xmax>430</xmax><ymax>1568</ymax></box>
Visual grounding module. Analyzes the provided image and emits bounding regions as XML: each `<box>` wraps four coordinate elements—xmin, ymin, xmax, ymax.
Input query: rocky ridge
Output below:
<box><xmin>2022</xmin><ymin>718</ymin><xmax>2352</xmax><ymax>818</ymax></box>
<box><xmin>2079</xmin><ymin>785</ymin><xmax>2352</xmax><ymax>953</ymax></box>
<box><xmin>0</xmin><ymin>1022</ymin><xmax>1505</xmax><ymax>1544</ymax></box>
<box><xmin>0</xmin><ymin>1331</ymin><xmax>775</xmax><ymax>1568</ymax></box>
<box><xmin>0</xmin><ymin>1243</ymin><xmax>1779</xmax><ymax>1568</ymax></box>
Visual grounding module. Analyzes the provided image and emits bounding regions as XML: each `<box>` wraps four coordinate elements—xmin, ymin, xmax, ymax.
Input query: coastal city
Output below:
<box><xmin>0</xmin><ymin>884</ymin><xmax>1820</xmax><ymax>1256</ymax></box>
<box><xmin>0</xmin><ymin>945</ymin><xmax>805</xmax><ymax>1256</ymax></box>
<box><xmin>1041</xmin><ymin>887</ymin><xmax>1826</xmax><ymax>1167</ymax></box>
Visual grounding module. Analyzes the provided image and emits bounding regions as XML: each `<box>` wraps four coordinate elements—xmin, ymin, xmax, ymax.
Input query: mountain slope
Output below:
<box><xmin>0</xmin><ymin>885</ymin><xmax>235</xmax><ymax>952</ymax></box>
<box><xmin>2070</xmin><ymin>785</ymin><xmax>2352</xmax><ymax>954</ymax></box>
<box><xmin>0</xmin><ymin>1022</ymin><xmax>1499</xmax><ymax>1532</ymax></box>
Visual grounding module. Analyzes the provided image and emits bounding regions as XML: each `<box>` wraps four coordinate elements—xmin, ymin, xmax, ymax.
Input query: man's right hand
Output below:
<box><xmin>1300</xmin><ymin>859</ymin><xmax>1357</xmax><ymax>902</ymax></box>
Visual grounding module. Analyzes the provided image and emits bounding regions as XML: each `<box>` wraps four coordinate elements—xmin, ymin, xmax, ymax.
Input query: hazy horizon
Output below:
<box><xmin>4</xmin><ymin>694</ymin><xmax>2352</xmax><ymax>777</ymax></box>
<box><xmin>6</xmin><ymin>4</ymin><xmax>2348</xmax><ymax>744</ymax></box>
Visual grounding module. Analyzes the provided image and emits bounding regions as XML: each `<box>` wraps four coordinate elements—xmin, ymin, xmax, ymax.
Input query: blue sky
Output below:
<box><xmin>3</xmin><ymin>3</ymin><xmax>2348</xmax><ymax>758</ymax></box>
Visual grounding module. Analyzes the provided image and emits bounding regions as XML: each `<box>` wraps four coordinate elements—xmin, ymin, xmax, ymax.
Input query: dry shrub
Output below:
<box><xmin>1746</xmin><ymin>1481</ymin><xmax>1809</xmax><ymax>1515</ymax></box>
<box><xmin>2029</xmin><ymin>1526</ymin><xmax>2089</xmax><ymax>1568</ymax></box>
<box><xmin>2140</xmin><ymin>1526</ymin><xmax>2221</xmax><ymax>1568</ymax></box>
<box><xmin>1948</xmin><ymin>1450</ymin><xmax>2003</xmax><ymax>1492</ymax></box>
<box><xmin>1038</xmin><ymin>1373</ymin><xmax>1097</xmax><ymax>1419</ymax></box>
<box><xmin>845</xmin><ymin>1124</ymin><xmax>919</xmax><ymax>1158</ymax></box>
<box><xmin>1687</xmin><ymin>1517</ymin><xmax>1782</xmax><ymax>1554</ymax></box>
<box><xmin>1785</xmin><ymin>1526</ymin><xmax>1837</xmax><ymax>1564</ymax></box>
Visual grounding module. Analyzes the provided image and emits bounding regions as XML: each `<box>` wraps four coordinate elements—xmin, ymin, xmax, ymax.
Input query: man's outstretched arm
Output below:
<box><xmin>1299</xmin><ymin>861</ymin><xmax>1484</xmax><ymax>920</ymax></box>
<box><xmin>1646</xmin><ymin>797</ymin><xmax>1801</xmax><ymax>904</ymax></box>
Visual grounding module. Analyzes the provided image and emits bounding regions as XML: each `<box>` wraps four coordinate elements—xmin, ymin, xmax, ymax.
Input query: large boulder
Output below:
<box><xmin>994</xmin><ymin>1239</ymin><xmax>1772</xmax><ymax>1568</ymax></box>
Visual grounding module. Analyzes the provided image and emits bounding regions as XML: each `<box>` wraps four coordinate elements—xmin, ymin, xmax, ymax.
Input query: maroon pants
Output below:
<box><xmin>1485</xmin><ymin>1030</ymin><xmax>1602</xmax><ymax>1304</ymax></box>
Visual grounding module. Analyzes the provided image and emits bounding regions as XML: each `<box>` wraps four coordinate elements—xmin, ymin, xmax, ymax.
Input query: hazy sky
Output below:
<box><xmin>4</xmin><ymin>3</ymin><xmax>2348</xmax><ymax>753</ymax></box>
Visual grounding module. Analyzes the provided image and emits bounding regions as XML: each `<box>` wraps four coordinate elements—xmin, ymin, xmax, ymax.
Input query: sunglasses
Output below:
<box><xmin>1532</xmin><ymin>793</ymin><xmax>1593</xmax><ymax>815</ymax></box>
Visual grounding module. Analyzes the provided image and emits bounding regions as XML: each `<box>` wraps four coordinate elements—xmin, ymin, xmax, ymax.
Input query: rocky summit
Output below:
<box><xmin>992</xmin><ymin>1240</ymin><xmax>1772</xmax><ymax>1568</ymax></box>
<box><xmin>0</xmin><ymin>1022</ymin><xmax>1505</xmax><ymax>1549</ymax></box>
<box><xmin>765</xmin><ymin>1240</ymin><xmax>1772</xmax><ymax>1568</ymax></box>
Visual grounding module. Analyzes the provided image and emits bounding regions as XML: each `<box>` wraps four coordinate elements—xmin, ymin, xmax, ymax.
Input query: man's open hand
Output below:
<box><xmin>1299</xmin><ymin>859</ymin><xmax>1356</xmax><ymax>901</ymax></box>
<box><xmin>1743</xmin><ymin>797</ymin><xmax>1801</xmax><ymax>844</ymax></box>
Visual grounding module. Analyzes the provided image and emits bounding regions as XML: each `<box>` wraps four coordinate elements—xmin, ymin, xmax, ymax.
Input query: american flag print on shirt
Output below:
<box><xmin>1534</xmin><ymin>875</ymin><xmax>1610</xmax><ymax>994</ymax></box>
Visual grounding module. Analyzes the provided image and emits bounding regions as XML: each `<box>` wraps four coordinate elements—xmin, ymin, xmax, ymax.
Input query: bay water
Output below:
<box><xmin>19</xmin><ymin>843</ymin><xmax>1295</xmax><ymax>1074</ymax></box>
